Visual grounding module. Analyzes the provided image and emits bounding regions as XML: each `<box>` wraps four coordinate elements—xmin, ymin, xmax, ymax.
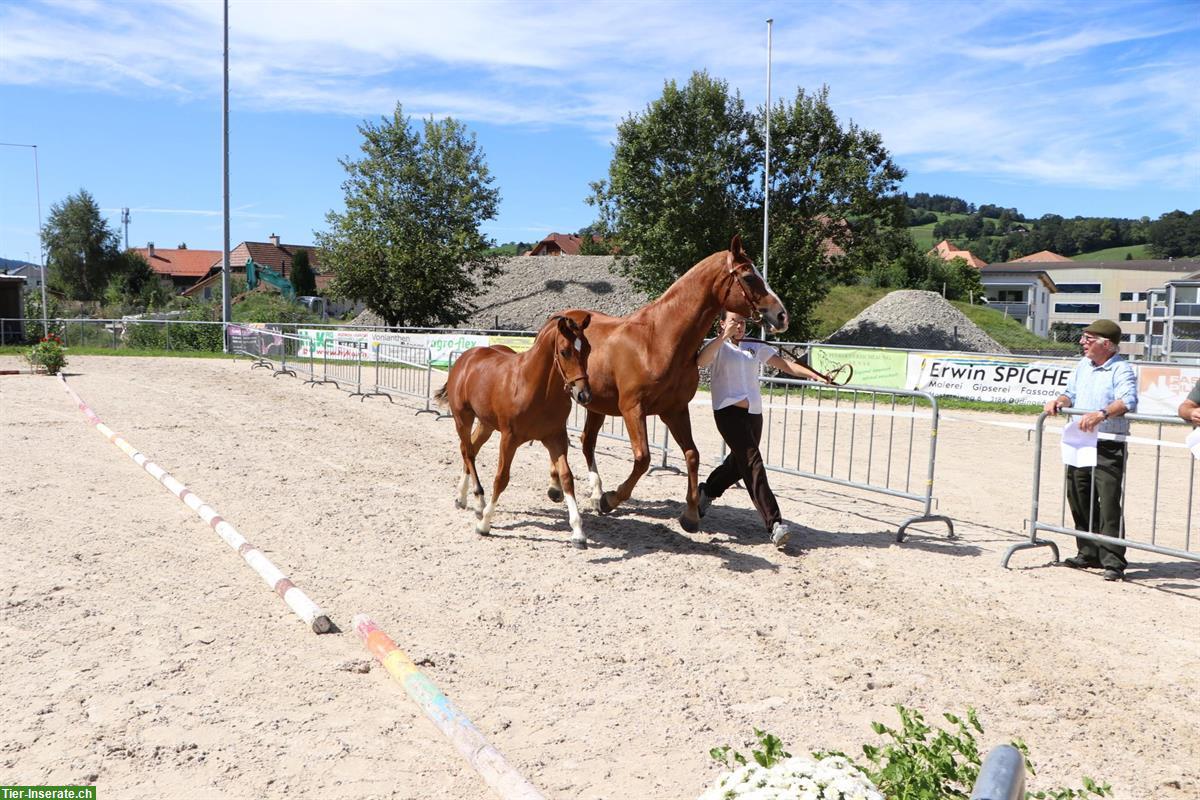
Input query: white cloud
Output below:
<box><xmin>2</xmin><ymin>0</ymin><xmax>1197</xmax><ymax>197</ymax></box>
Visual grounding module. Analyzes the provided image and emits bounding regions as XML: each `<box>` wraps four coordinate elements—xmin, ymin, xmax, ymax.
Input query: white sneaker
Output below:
<box><xmin>770</xmin><ymin>521</ymin><xmax>791</xmax><ymax>548</ymax></box>
<box><xmin>697</xmin><ymin>483</ymin><xmax>713</xmax><ymax>517</ymax></box>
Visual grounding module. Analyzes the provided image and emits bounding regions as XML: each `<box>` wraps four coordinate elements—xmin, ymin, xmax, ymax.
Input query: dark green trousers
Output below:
<box><xmin>1065</xmin><ymin>440</ymin><xmax>1127</xmax><ymax>571</ymax></box>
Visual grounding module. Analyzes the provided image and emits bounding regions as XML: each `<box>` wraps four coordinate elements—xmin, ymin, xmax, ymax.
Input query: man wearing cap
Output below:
<box><xmin>1042</xmin><ymin>319</ymin><xmax>1138</xmax><ymax>582</ymax></box>
<box><xmin>1178</xmin><ymin>380</ymin><xmax>1200</xmax><ymax>426</ymax></box>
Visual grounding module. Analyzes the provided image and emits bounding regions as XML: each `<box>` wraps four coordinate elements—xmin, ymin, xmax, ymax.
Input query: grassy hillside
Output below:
<box><xmin>810</xmin><ymin>285</ymin><xmax>1074</xmax><ymax>353</ymax></box>
<box><xmin>1070</xmin><ymin>244</ymin><xmax>1152</xmax><ymax>261</ymax></box>
<box><xmin>908</xmin><ymin>212</ymin><xmax>1151</xmax><ymax>262</ymax></box>
<box><xmin>908</xmin><ymin>212</ymin><xmax>972</xmax><ymax>251</ymax></box>
<box><xmin>810</xmin><ymin>285</ymin><xmax>889</xmax><ymax>339</ymax></box>
<box><xmin>951</xmin><ymin>301</ymin><xmax>1075</xmax><ymax>352</ymax></box>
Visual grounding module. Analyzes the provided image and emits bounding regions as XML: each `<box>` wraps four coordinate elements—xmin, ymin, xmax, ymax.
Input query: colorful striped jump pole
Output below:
<box><xmin>59</xmin><ymin>375</ymin><xmax>333</xmax><ymax>634</ymax></box>
<box><xmin>354</xmin><ymin>615</ymin><xmax>547</xmax><ymax>800</ymax></box>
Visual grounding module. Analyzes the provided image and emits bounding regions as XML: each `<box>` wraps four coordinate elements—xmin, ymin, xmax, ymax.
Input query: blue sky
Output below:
<box><xmin>1</xmin><ymin>0</ymin><xmax>1198</xmax><ymax>264</ymax></box>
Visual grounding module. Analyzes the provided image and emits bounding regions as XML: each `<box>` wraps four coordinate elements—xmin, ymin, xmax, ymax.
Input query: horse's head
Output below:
<box><xmin>550</xmin><ymin>313</ymin><xmax>593</xmax><ymax>406</ymax></box>
<box><xmin>720</xmin><ymin>234</ymin><xmax>789</xmax><ymax>333</ymax></box>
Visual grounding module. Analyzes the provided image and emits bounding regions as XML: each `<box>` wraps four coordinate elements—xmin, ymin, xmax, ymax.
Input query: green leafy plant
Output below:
<box><xmin>26</xmin><ymin>333</ymin><xmax>68</xmax><ymax>375</ymax></box>
<box><xmin>709</xmin><ymin>707</ymin><xmax>1112</xmax><ymax>800</ymax></box>
<box><xmin>710</xmin><ymin>728</ymin><xmax>792</xmax><ymax>770</ymax></box>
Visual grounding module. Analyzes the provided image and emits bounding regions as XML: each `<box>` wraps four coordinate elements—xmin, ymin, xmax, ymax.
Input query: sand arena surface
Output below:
<box><xmin>1</xmin><ymin>355</ymin><xmax>1197</xmax><ymax>800</ymax></box>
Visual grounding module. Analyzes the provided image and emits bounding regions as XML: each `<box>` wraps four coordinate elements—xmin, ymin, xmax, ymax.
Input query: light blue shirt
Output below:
<box><xmin>1064</xmin><ymin>354</ymin><xmax>1137</xmax><ymax>435</ymax></box>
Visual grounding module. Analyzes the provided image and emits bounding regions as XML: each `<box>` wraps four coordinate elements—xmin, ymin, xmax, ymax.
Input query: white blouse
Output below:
<box><xmin>709</xmin><ymin>340</ymin><xmax>776</xmax><ymax>413</ymax></box>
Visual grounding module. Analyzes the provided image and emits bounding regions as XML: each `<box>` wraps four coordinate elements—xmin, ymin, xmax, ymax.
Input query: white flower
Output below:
<box><xmin>698</xmin><ymin>755</ymin><xmax>884</xmax><ymax>800</ymax></box>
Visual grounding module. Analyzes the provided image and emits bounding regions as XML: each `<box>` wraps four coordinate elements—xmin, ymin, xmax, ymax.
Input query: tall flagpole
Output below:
<box><xmin>221</xmin><ymin>0</ymin><xmax>232</xmax><ymax>353</ymax></box>
<box><xmin>32</xmin><ymin>145</ymin><xmax>47</xmax><ymax>336</ymax></box>
<box><xmin>762</xmin><ymin>18</ymin><xmax>773</xmax><ymax>339</ymax></box>
<box><xmin>0</xmin><ymin>141</ymin><xmax>48</xmax><ymax>336</ymax></box>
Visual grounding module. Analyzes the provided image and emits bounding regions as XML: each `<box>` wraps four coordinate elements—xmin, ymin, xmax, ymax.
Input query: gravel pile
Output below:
<box><xmin>353</xmin><ymin>255</ymin><xmax>650</xmax><ymax>331</ymax></box>
<box><xmin>824</xmin><ymin>289</ymin><xmax>1009</xmax><ymax>353</ymax></box>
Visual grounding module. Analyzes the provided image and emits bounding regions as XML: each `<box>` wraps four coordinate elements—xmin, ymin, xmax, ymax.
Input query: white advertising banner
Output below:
<box><xmin>297</xmin><ymin>329</ymin><xmax>491</xmax><ymax>366</ymax></box>
<box><xmin>908</xmin><ymin>353</ymin><xmax>1075</xmax><ymax>404</ymax></box>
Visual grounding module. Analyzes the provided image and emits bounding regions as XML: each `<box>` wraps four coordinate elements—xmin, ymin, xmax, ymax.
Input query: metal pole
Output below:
<box><xmin>763</xmin><ymin>18</ymin><xmax>772</xmax><ymax>290</ymax></box>
<box><xmin>33</xmin><ymin>145</ymin><xmax>47</xmax><ymax>337</ymax></box>
<box><xmin>0</xmin><ymin>142</ymin><xmax>48</xmax><ymax>337</ymax></box>
<box><xmin>221</xmin><ymin>0</ymin><xmax>232</xmax><ymax>353</ymax></box>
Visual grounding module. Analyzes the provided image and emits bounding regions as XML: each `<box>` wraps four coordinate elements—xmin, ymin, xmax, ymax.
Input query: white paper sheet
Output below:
<box><xmin>1061</xmin><ymin>420</ymin><xmax>1098</xmax><ymax>467</ymax></box>
<box><xmin>1188</xmin><ymin>428</ymin><xmax>1200</xmax><ymax>460</ymax></box>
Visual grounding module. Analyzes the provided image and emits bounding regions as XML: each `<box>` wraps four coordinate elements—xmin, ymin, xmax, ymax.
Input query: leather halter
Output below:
<box><xmin>548</xmin><ymin>318</ymin><xmax>588</xmax><ymax>395</ymax></box>
<box><xmin>724</xmin><ymin>261</ymin><xmax>764</xmax><ymax>324</ymax></box>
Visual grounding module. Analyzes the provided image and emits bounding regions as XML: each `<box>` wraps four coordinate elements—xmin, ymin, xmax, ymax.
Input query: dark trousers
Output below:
<box><xmin>1065</xmin><ymin>440</ymin><xmax>1127</xmax><ymax>571</ymax></box>
<box><xmin>704</xmin><ymin>405</ymin><xmax>781</xmax><ymax>532</ymax></box>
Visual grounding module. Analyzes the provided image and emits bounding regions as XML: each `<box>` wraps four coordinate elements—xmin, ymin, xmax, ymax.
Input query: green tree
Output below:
<box><xmin>316</xmin><ymin>104</ymin><xmax>501</xmax><ymax>327</ymax></box>
<box><xmin>755</xmin><ymin>85</ymin><xmax>907</xmax><ymax>337</ymax></box>
<box><xmin>588</xmin><ymin>71</ymin><xmax>756</xmax><ymax>295</ymax></box>
<box><xmin>289</xmin><ymin>249</ymin><xmax>317</xmax><ymax>296</ymax></box>
<box><xmin>103</xmin><ymin>251</ymin><xmax>172</xmax><ymax>312</ymax></box>
<box><xmin>1147</xmin><ymin>209</ymin><xmax>1200</xmax><ymax>258</ymax></box>
<box><xmin>589</xmin><ymin>74</ymin><xmax>907</xmax><ymax>339</ymax></box>
<box><xmin>42</xmin><ymin>189</ymin><xmax>124</xmax><ymax>300</ymax></box>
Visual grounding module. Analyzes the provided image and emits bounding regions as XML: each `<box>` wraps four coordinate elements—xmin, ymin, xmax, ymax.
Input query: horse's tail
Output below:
<box><xmin>433</xmin><ymin>384</ymin><xmax>449</xmax><ymax>409</ymax></box>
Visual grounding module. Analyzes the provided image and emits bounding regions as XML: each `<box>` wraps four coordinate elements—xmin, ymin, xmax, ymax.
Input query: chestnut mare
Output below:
<box><xmin>554</xmin><ymin>235</ymin><xmax>788</xmax><ymax>532</ymax></box>
<box><xmin>435</xmin><ymin>314</ymin><xmax>594</xmax><ymax>548</ymax></box>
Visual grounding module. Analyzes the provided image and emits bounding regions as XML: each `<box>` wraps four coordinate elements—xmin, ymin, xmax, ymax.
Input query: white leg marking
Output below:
<box><xmin>565</xmin><ymin>494</ymin><xmax>584</xmax><ymax>544</ymax></box>
<box><xmin>588</xmin><ymin>470</ymin><xmax>603</xmax><ymax>500</ymax></box>
<box><xmin>477</xmin><ymin>500</ymin><xmax>496</xmax><ymax>534</ymax></box>
<box><xmin>456</xmin><ymin>473</ymin><xmax>470</xmax><ymax>508</ymax></box>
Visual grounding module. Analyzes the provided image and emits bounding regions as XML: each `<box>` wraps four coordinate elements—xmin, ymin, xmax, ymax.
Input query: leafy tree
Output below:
<box><xmin>289</xmin><ymin>249</ymin><xmax>317</xmax><ymax>296</ymax></box>
<box><xmin>103</xmin><ymin>251</ymin><xmax>171</xmax><ymax>312</ymax></box>
<box><xmin>590</xmin><ymin>73</ymin><xmax>907</xmax><ymax>339</ymax></box>
<box><xmin>42</xmin><ymin>189</ymin><xmax>124</xmax><ymax>300</ymax></box>
<box><xmin>588</xmin><ymin>71</ymin><xmax>757</xmax><ymax>295</ymax></box>
<box><xmin>753</xmin><ymin>85</ymin><xmax>908</xmax><ymax>336</ymax></box>
<box><xmin>1147</xmin><ymin>209</ymin><xmax>1200</xmax><ymax>258</ymax></box>
<box><xmin>316</xmin><ymin>104</ymin><xmax>501</xmax><ymax>327</ymax></box>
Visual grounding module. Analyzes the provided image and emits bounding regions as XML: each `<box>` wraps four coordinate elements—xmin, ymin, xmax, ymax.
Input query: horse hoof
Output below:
<box><xmin>571</xmin><ymin>538</ymin><xmax>587</xmax><ymax>550</ymax></box>
<box><xmin>475</xmin><ymin>525</ymin><xmax>490</xmax><ymax>536</ymax></box>
<box><xmin>454</xmin><ymin>498</ymin><xmax>467</xmax><ymax>510</ymax></box>
<box><xmin>547</xmin><ymin>487</ymin><xmax>564</xmax><ymax>503</ymax></box>
<box><xmin>679</xmin><ymin>512</ymin><xmax>699</xmax><ymax>533</ymax></box>
<box><xmin>598</xmin><ymin>491</ymin><xmax>617</xmax><ymax>515</ymax></box>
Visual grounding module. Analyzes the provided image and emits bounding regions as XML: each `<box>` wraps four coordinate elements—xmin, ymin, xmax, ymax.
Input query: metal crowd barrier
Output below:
<box><xmin>227</xmin><ymin>324</ymin><xmax>279</xmax><ymax>371</ymax></box>
<box><xmin>566</xmin><ymin>403</ymin><xmax>677</xmax><ymax>472</ymax></box>
<box><xmin>742</xmin><ymin>376</ymin><xmax>954</xmax><ymax>540</ymax></box>
<box><xmin>374</xmin><ymin>342</ymin><xmax>438</xmax><ymax>414</ymax></box>
<box><xmin>1004</xmin><ymin>408</ymin><xmax>1198</xmax><ymax>568</ymax></box>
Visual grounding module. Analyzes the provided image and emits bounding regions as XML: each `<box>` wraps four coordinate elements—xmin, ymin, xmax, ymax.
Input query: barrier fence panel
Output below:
<box><xmin>744</xmin><ymin>376</ymin><xmax>954</xmax><ymax>540</ymax></box>
<box><xmin>273</xmin><ymin>330</ymin><xmax>306</xmax><ymax>380</ymax></box>
<box><xmin>1004</xmin><ymin>409</ymin><xmax>1198</xmax><ymax>568</ymax></box>
<box><xmin>565</xmin><ymin>403</ymin><xmax>676</xmax><ymax>472</ymax></box>
<box><xmin>374</xmin><ymin>342</ymin><xmax>438</xmax><ymax>414</ymax></box>
<box><xmin>228</xmin><ymin>324</ymin><xmax>275</xmax><ymax>370</ymax></box>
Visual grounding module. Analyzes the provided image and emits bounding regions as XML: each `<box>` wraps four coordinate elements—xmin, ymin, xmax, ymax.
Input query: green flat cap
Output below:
<box><xmin>1084</xmin><ymin>319</ymin><xmax>1122</xmax><ymax>344</ymax></box>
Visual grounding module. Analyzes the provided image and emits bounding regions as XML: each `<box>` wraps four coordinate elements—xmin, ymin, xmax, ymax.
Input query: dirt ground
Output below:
<box><xmin>1</xmin><ymin>355</ymin><xmax>1197</xmax><ymax>800</ymax></box>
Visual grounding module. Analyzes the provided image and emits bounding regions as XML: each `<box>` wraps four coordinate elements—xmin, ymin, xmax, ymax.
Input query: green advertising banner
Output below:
<box><xmin>487</xmin><ymin>334</ymin><xmax>535</xmax><ymax>353</ymax></box>
<box><xmin>808</xmin><ymin>346</ymin><xmax>908</xmax><ymax>389</ymax></box>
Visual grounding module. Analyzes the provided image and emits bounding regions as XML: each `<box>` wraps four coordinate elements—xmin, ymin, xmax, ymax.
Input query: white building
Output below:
<box><xmin>977</xmin><ymin>264</ymin><xmax>1056</xmax><ymax>337</ymax></box>
<box><xmin>984</xmin><ymin>259</ymin><xmax>1199</xmax><ymax>356</ymax></box>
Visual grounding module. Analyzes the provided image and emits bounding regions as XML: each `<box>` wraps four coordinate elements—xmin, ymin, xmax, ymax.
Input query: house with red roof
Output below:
<box><xmin>1011</xmin><ymin>250</ymin><xmax>1073</xmax><ymax>263</ymax></box>
<box><xmin>130</xmin><ymin>243</ymin><xmax>223</xmax><ymax>293</ymax></box>
<box><xmin>930</xmin><ymin>239</ymin><xmax>988</xmax><ymax>269</ymax></box>
<box><xmin>528</xmin><ymin>232</ymin><xmax>603</xmax><ymax>256</ymax></box>
<box><xmin>183</xmin><ymin>234</ymin><xmax>330</xmax><ymax>301</ymax></box>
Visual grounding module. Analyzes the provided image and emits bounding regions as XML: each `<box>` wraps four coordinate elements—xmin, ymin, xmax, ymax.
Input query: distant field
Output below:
<box><xmin>1071</xmin><ymin>244</ymin><xmax>1152</xmax><ymax>261</ymax></box>
<box><xmin>908</xmin><ymin>211</ymin><xmax>972</xmax><ymax>251</ymax></box>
